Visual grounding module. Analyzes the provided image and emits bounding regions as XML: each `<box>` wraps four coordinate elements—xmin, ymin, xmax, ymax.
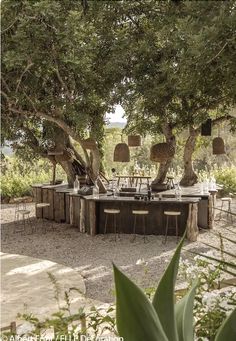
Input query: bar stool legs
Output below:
<box><xmin>103</xmin><ymin>209</ymin><xmax>120</xmax><ymax>241</ymax></box>
<box><xmin>14</xmin><ymin>202</ymin><xmax>32</xmax><ymax>235</ymax></box>
<box><xmin>163</xmin><ymin>211</ymin><xmax>180</xmax><ymax>244</ymax></box>
<box><xmin>131</xmin><ymin>210</ymin><xmax>149</xmax><ymax>243</ymax></box>
<box><xmin>218</xmin><ymin>198</ymin><xmax>233</xmax><ymax>223</ymax></box>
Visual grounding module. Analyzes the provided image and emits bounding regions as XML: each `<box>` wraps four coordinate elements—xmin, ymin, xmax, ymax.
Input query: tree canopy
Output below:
<box><xmin>1</xmin><ymin>0</ymin><xmax>236</xmax><ymax>185</ymax></box>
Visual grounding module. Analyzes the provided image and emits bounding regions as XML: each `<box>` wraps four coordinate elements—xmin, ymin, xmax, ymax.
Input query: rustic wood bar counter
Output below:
<box><xmin>32</xmin><ymin>183</ymin><xmax>213</xmax><ymax>241</ymax></box>
<box><xmin>83</xmin><ymin>195</ymin><xmax>200</xmax><ymax>241</ymax></box>
<box><xmin>161</xmin><ymin>184</ymin><xmax>215</xmax><ymax>229</ymax></box>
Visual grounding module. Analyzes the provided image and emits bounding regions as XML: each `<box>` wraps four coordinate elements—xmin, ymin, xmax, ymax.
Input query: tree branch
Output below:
<box><xmin>1</xmin><ymin>77</ymin><xmax>11</xmax><ymax>93</ymax></box>
<box><xmin>8</xmin><ymin>106</ymin><xmax>90</xmax><ymax>165</ymax></box>
<box><xmin>206</xmin><ymin>42</ymin><xmax>228</xmax><ymax>65</ymax></box>
<box><xmin>54</xmin><ymin>67</ymin><xmax>72</xmax><ymax>101</ymax></box>
<box><xmin>15</xmin><ymin>62</ymin><xmax>34</xmax><ymax>93</ymax></box>
<box><xmin>1</xmin><ymin>18</ymin><xmax>18</xmax><ymax>34</ymax></box>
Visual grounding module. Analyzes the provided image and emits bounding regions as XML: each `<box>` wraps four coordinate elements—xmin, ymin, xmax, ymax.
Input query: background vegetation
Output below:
<box><xmin>1</xmin><ymin>122</ymin><xmax>236</xmax><ymax>200</ymax></box>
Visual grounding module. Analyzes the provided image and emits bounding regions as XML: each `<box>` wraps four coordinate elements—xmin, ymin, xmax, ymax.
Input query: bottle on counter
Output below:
<box><xmin>175</xmin><ymin>183</ymin><xmax>182</xmax><ymax>201</ymax></box>
<box><xmin>92</xmin><ymin>180</ymin><xmax>99</xmax><ymax>199</ymax></box>
<box><xmin>73</xmin><ymin>175</ymin><xmax>80</xmax><ymax>192</ymax></box>
<box><xmin>113</xmin><ymin>185</ymin><xmax>119</xmax><ymax>198</ymax></box>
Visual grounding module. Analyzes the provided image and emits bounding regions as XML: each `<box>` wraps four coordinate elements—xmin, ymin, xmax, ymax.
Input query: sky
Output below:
<box><xmin>106</xmin><ymin>105</ymin><xmax>127</xmax><ymax>123</ymax></box>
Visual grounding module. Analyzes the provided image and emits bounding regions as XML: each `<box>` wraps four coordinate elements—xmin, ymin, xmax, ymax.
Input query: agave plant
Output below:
<box><xmin>113</xmin><ymin>233</ymin><xmax>236</xmax><ymax>341</ymax></box>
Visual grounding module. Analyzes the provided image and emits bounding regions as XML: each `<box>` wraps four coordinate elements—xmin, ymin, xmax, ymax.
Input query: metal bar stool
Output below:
<box><xmin>218</xmin><ymin>197</ymin><xmax>233</xmax><ymax>223</ymax></box>
<box><xmin>35</xmin><ymin>202</ymin><xmax>52</xmax><ymax>233</ymax></box>
<box><xmin>163</xmin><ymin>211</ymin><xmax>181</xmax><ymax>244</ymax></box>
<box><xmin>103</xmin><ymin>209</ymin><xmax>120</xmax><ymax>241</ymax></box>
<box><xmin>14</xmin><ymin>202</ymin><xmax>32</xmax><ymax>234</ymax></box>
<box><xmin>131</xmin><ymin>210</ymin><xmax>149</xmax><ymax>243</ymax></box>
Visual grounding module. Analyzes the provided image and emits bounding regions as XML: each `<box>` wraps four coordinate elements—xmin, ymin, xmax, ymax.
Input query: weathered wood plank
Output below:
<box><xmin>89</xmin><ymin>201</ymin><xmax>96</xmax><ymax>236</ymax></box>
<box><xmin>65</xmin><ymin>193</ymin><xmax>70</xmax><ymax>224</ymax></box>
<box><xmin>42</xmin><ymin>188</ymin><xmax>49</xmax><ymax>219</ymax></box>
<box><xmin>54</xmin><ymin>190</ymin><xmax>61</xmax><ymax>222</ymax></box>
<box><xmin>80</xmin><ymin>198</ymin><xmax>86</xmax><ymax>233</ymax></box>
<box><xmin>186</xmin><ymin>203</ymin><xmax>199</xmax><ymax>242</ymax></box>
<box><xmin>47</xmin><ymin>189</ymin><xmax>54</xmax><ymax>220</ymax></box>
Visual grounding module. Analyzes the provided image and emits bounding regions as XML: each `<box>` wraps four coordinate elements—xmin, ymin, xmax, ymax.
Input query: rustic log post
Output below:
<box><xmin>89</xmin><ymin>200</ymin><xmax>96</xmax><ymax>236</ymax></box>
<box><xmin>80</xmin><ymin>198</ymin><xmax>86</xmax><ymax>233</ymax></box>
<box><xmin>186</xmin><ymin>203</ymin><xmax>199</xmax><ymax>241</ymax></box>
<box><xmin>208</xmin><ymin>194</ymin><xmax>214</xmax><ymax>229</ymax></box>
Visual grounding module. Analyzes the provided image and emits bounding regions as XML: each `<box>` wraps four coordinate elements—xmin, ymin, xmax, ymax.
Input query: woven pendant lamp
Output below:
<box><xmin>113</xmin><ymin>143</ymin><xmax>130</xmax><ymax>162</ymax></box>
<box><xmin>150</xmin><ymin>143</ymin><xmax>175</xmax><ymax>162</ymax></box>
<box><xmin>212</xmin><ymin>137</ymin><xmax>226</xmax><ymax>155</ymax></box>
<box><xmin>201</xmin><ymin>119</ymin><xmax>212</xmax><ymax>136</ymax></box>
<box><xmin>128</xmin><ymin>135</ymin><xmax>141</xmax><ymax>147</ymax></box>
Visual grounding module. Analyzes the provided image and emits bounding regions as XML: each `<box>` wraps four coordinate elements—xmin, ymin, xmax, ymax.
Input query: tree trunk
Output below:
<box><xmin>152</xmin><ymin>159</ymin><xmax>172</xmax><ymax>184</ymax></box>
<box><xmin>152</xmin><ymin>122</ymin><xmax>176</xmax><ymax>185</ymax></box>
<box><xmin>180</xmin><ymin>127</ymin><xmax>198</xmax><ymax>186</ymax></box>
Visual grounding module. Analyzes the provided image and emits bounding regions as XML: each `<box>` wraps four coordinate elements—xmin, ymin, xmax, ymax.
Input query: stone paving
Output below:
<box><xmin>1</xmin><ymin>252</ymin><xmax>87</xmax><ymax>326</ymax></box>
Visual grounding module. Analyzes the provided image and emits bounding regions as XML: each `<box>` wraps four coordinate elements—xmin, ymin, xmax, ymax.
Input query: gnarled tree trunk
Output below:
<box><xmin>152</xmin><ymin>159</ymin><xmax>172</xmax><ymax>184</ymax></box>
<box><xmin>152</xmin><ymin>122</ymin><xmax>176</xmax><ymax>185</ymax></box>
<box><xmin>180</xmin><ymin>126</ymin><xmax>198</xmax><ymax>186</ymax></box>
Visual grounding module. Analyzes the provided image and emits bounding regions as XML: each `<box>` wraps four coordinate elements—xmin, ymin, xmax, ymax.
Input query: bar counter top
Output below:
<box><xmin>83</xmin><ymin>194</ymin><xmax>200</xmax><ymax>204</ymax></box>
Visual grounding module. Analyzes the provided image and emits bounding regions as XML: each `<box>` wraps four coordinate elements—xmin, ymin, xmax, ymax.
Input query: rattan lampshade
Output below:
<box><xmin>212</xmin><ymin>137</ymin><xmax>226</xmax><ymax>155</ymax></box>
<box><xmin>150</xmin><ymin>143</ymin><xmax>175</xmax><ymax>162</ymax></box>
<box><xmin>113</xmin><ymin>143</ymin><xmax>130</xmax><ymax>162</ymax></box>
<box><xmin>128</xmin><ymin>135</ymin><xmax>141</xmax><ymax>147</ymax></box>
<box><xmin>82</xmin><ymin>138</ymin><xmax>97</xmax><ymax>150</ymax></box>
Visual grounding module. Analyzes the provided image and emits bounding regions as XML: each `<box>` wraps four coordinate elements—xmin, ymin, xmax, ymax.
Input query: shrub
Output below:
<box><xmin>213</xmin><ymin>166</ymin><xmax>236</xmax><ymax>195</ymax></box>
<box><xmin>1</xmin><ymin>156</ymin><xmax>66</xmax><ymax>200</ymax></box>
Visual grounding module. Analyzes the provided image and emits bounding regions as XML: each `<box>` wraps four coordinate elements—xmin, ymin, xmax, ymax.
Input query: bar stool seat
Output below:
<box><xmin>132</xmin><ymin>210</ymin><xmax>149</xmax><ymax>215</ymax></box>
<box><xmin>104</xmin><ymin>209</ymin><xmax>120</xmax><ymax>214</ymax></box>
<box><xmin>131</xmin><ymin>210</ymin><xmax>149</xmax><ymax>242</ymax></box>
<box><xmin>163</xmin><ymin>211</ymin><xmax>181</xmax><ymax>244</ymax></box>
<box><xmin>36</xmin><ymin>203</ymin><xmax>50</xmax><ymax>208</ymax></box>
<box><xmin>35</xmin><ymin>202</ymin><xmax>52</xmax><ymax>234</ymax></box>
<box><xmin>221</xmin><ymin>197</ymin><xmax>232</xmax><ymax>202</ymax></box>
<box><xmin>164</xmin><ymin>211</ymin><xmax>181</xmax><ymax>216</ymax></box>
<box><xmin>103</xmin><ymin>209</ymin><xmax>120</xmax><ymax>241</ymax></box>
<box><xmin>16</xmin><ymin>209</ymin><xmax>31</xmax><ymax>215</ymax></box>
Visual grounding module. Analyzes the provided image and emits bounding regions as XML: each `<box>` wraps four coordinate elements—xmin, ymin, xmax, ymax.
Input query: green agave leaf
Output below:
<box><xmin>175</xmin><ymin>280</ymin><xmax>198</xmax><ymax>341</ymax></box>
<box><xmin>215</xmin><ymin>308</ymin><xmax>236</xmax><ymax>341</ymax></box>
<box><xmin>152</xmin><ymin>232</ymin><xmax>186</xmax><ymax>341</ymax></box>
<box><xmin>113</xmin><ymin>264</ymin><xmax>168</xmax><ymax>341</ymax></box>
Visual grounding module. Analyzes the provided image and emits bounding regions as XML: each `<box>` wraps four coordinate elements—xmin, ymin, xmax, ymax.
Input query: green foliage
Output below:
<box><xmin>213</xmin><ymin>166</ymin><xmax>236</xmax><ymax>195</ymax></box>
<box><xmin>114</xmin><ymin>234</ymin><xmax>236</xmax><ymax>341</ymax></box>
<box><xmin>1</xmin><ymin>156</ymin><xmax>66</xmax><ymax>199</ymax></box>
<box><xmin>14</xmin><ymin>280</ymin><xmax>116</xmax><ymax>340</ymax></box>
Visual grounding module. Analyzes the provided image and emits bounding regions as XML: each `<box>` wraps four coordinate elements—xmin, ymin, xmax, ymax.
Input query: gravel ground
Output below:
<box><xmin>1</xmin><ymin>199</ymin><xmax>236</xmax><ymax>303</ymax></box>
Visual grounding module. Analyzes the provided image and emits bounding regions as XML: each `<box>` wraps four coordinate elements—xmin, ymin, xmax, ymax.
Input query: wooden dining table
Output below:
<box><xmin>116</xmin><ymin>175</ymin><xmax>152</xmax><ymax>189</ymax></box>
